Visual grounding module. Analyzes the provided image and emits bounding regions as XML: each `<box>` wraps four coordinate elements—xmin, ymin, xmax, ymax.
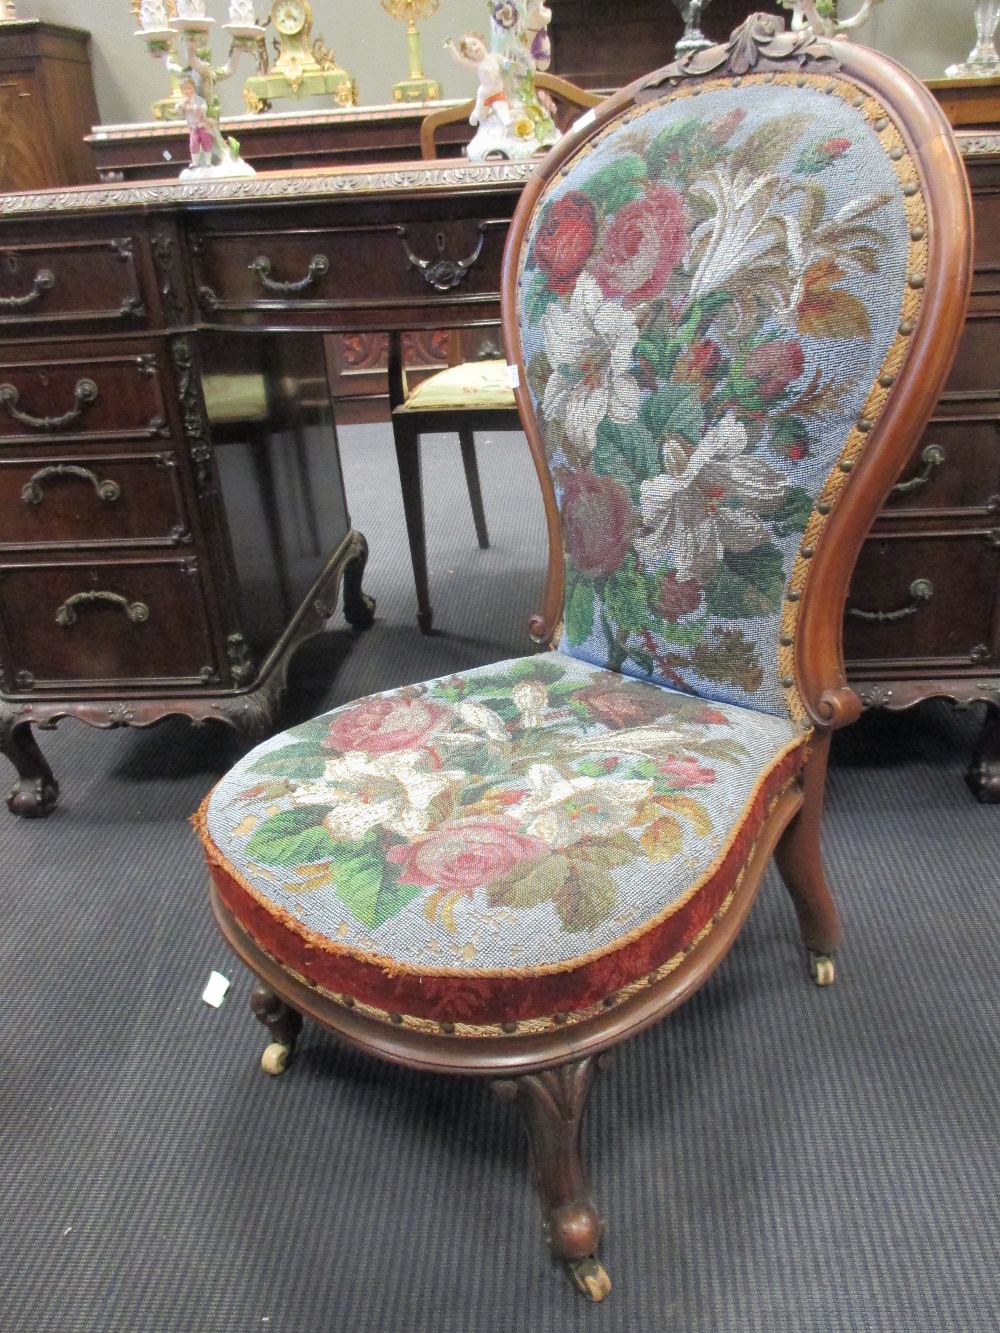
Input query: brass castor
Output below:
<box><xmin>567</xmin><ymin>1257</ymin><xmax>612</xmax><ymax>1302</ymax></box>
<box><xmin>261</xmin><ymin>1041</ymin><xmax>293</xmax><ymax>1076</ymax></box>
<box><xmin>809</xmin><ymin>951</ymin><xmax>836</xmax><ymax>987</ymax></box>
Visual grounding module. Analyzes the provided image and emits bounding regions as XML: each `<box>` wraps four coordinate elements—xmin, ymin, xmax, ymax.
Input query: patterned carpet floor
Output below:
<box><xmin>1</xmin><ymin>426</ymin><xmax>997</xmax><ymax>1332</ymax></box>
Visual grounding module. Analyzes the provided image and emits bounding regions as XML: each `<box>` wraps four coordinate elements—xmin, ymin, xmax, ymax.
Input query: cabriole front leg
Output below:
<box><xmin>966</xmin><ymin>701</ymin><xmax>1000</xmax><ymax>804</ymax></box>
<box><xmin>493</xmin><ymin>1056</ymin><xmax>611</xmax><ymax>1301</ymax></box>
<box><xmin>0</xmin><ymin>707</ymin><xmax>59</xmax><ymax>818</ymax></box>
<box><xmin>250</xmin><ymin>982</ymin><xmax>303</xmax><ymax>1076</ymax></box>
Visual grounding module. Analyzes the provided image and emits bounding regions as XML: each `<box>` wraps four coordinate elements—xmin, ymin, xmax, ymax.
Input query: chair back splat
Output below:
<box><xmin>199</xmin><ymin>14</ymin><xmax>971</xmax><ymax>1303</ymax></box>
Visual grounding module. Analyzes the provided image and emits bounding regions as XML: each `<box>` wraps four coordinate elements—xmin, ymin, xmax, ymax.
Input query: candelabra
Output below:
<box><xmin>672</xmin><ymin>0</ymin><xmax>714</xmax><ymax>56</ymax></box>
<box><xmin>947</xmin><ymin>1</ymin><xmax>1000</xmax><ymax>78</ymax></box>
<box><xmin>381</xmin><ymin>0</ymin><xmax>442</xmax><ymax>103</ymax></box>
<box><xmin>134</xmin><ymin>1</ymin><xmax>265</xmax><ymax>178</ymax></box>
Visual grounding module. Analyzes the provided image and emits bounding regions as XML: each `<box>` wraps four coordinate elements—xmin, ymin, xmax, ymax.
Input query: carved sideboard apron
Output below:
<box><xmin>0</xmin><ymin>141</ymin><xmax>996</xmax><ymax>815</ymax></box>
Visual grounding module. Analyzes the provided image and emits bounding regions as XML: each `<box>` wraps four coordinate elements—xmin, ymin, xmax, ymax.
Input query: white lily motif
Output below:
<box><xmin>512</xmin><ymin>679</ymin><xmax>549</xmax><ymax>729</ymax></box>
<box><xmin>636</xmin><ymin>412</ymin><xmax>787</xmax><ymax>585</ymax></box>
<box><xmin>541</xmin><ymin>271</ymin><xmax>641</xmax><ymax>451</ymax></box>
<box><xmin>513</xmin><ymin>763</ymin><xmax>651</xmax><ymax>849</ymax></box>
<box><xmin>297</xmin><ymin>751</ymin><xmax>464</xmax><ymax>843</ymax></box>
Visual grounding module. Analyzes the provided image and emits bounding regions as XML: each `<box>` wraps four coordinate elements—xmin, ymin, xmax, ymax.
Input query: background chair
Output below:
<box><xmin>390</xmin><ymin>74</ymin><xmax>606</xmax><ymax>634</ymax></box>
<box><xmin>198</xmin><ymin>15</ymin><xmax>970</xmax><ymax>1302</ymax></box>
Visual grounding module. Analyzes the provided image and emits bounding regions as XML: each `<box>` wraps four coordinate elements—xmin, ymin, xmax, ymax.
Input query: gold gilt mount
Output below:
<box><xmin>243</xmin><ymin>0</ymin><xmax>356</xmax><ymax>112</ymax></box>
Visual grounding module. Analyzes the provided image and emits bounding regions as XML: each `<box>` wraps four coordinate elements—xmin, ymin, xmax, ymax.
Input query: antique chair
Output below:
<box><xmin>389</xmin><ymin>74</ymin><xmax>607</xmax><ymax>634</ymax></box>
<box><xmin>197</xmin><ymin>16</ymin><xmax>970</xmax><ymax>1301</ymax></box>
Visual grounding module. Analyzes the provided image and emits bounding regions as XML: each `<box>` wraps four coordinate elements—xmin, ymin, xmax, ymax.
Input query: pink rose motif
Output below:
<box><xmin>653</xmin><ymin>571</ymin><xmax>702</xmax><ymax>622</ymax></box>
<box><xmin>658</xmin><ymin>756</ymin><xmax>716</xmax><ymax>787</ymax></box>
<box><xmin>820</xmin><ymin>137</ymin><xmax>851</xmax><ymax>160</ymax></box>
<box><xmin>564</xmin><ymin>472</ymin><xmax>634</xmax><ymax>577</ymax></box>
<box><xmin>387</xmin><ymin>816</ymin><xmax>546</xmax><ymax>894</ymax></box>
<box><xmin>593</xmin><ymin>184</ymin><xmax>690</xmax><ymax>306</ymax></box>
<box><xmin>572</xmin><ymin>679</ymin><xmax>677</xmax><ymax>729</ymax></box>
<box><xmin>323</xmin><ymin>694</ymin><xmax>450</xmax><ymax>756</ymax></box>
<box><xmin>705</xmin><ymin>108</ymin><xmax>747</xmax><ymax>147</ymax></box>
<box><xmin>533</xmin><ymin>191</ymin><xmax>598</xmax><ymax>295</ymax></box>
<box><xmin>744</xmin><ymin>339</ymin><xmax>805</xmax><ymax>400</ymax></box>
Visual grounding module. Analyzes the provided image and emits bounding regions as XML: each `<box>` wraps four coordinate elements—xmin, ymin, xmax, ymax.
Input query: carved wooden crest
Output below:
<box><xmin>637</xmin><ymin>12</ymin><xmax>839</xmax><ymax>99</ymax></box>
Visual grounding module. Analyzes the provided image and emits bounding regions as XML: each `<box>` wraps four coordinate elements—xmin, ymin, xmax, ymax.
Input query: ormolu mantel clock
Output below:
<box><xmin>243</xmin><ymin>0</ymin><xmax>356</xmax><ymax>110</ymax></box>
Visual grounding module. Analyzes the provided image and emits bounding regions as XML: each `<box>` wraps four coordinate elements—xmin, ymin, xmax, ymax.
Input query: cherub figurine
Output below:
<box><xmin>778</xmin><ymin>0</ymin><xmax>884</xmax><ymax>39</ymax></box>
<box><xmin>446</xmin><ymin>33</ymin><xmax>512</xmax><ymax>128</ymax></box>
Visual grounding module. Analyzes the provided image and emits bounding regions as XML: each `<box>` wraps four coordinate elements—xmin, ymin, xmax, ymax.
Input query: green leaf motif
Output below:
<box><xmin>592</xmin><ymin>417</ymin><xmax>661</xmax><ymax>500</ymax></box>
<box><xmin>605</xmin><ymin>558</ymin><xmax>650</xmax><ymax>636</ymax></box>
<box><xmin>246</xmin><ymin>806</ymin><xmax>336</xmax><ymax>867</ymax></box>
<box><xmin>249</xmin><ymin>740</ymin><xmax>326</xmax><ymax>781</ymax></box>
<box><xmin>526</xmin><ymin>348</ymin><xmax>553</xmax><ymax>402</ymax></box>
<box><xmin>554</xmin><ymin>859</ymin><xmax>616</xmax><ymax>932</ymax></box>
<box><xmin>488</xmin><ymin>853</ymin><xmax>570</xmax><ymax>910</ymax></box>
<box><xmin>565</xmin><ymin>573</ymin><xmax>595</xmax><ymax>645</ymax></box>
<box><xmin>645</xmin><ymin>117</ymin><xmax>701</xmax><ymax>182</ymax></box>
<box><xmin>770</xmin><ymin>485</ymin><xmax>814</xmax><ymax>538</ymax></box>
<box><xmin>335</xmin><ymin>846</ymin><xmax>422</xmax><ymax>931</ymax></box>
<box><xmin>731</xmin><ymin>114</ymin><xmax>813</xmax><ymax>177</ymax></box>
<box><xmin>578</xmin><ymin>155</ymin><xmax>647</xmax><ymax>212</ymax></box>
<box><xmin>639</xmin><ymin>383</ymin><xmax>704</xmax><ymax>447</ymax></box>
<box><xmin>706</xmin><ymin>542</ymin><xmax>786</xmax><ymax>619</ymax></box>
<box><xmin>525</xmin><ymin>269</ymin><xmax>558</xmax><ymax>325</ymax></box>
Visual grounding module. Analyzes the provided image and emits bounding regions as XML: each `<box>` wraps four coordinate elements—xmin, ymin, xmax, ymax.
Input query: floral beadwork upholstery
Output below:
<box><xmin>201</xmin><ymin>653</ymin><xmax>806</xmax><ymax>1031</ymax></box>
<box><xmin>517</xmin><ymin>79</ymin><xmax>911</xmax><ymax>718</ymax></box>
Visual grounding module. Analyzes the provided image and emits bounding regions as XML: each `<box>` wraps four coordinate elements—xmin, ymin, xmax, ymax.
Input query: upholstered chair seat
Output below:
<box><xmin>198</xmin><ymin>15</ymin><xmax>971</xmax><ymax>1304</ymax></box>
<box><xmin>394</xmin><ymin>358</ymin><xmax>517</xmax><ymax>414</ymax></box>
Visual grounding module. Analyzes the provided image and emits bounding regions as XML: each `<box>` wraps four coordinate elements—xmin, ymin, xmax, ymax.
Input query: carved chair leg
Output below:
<box><xmin>392</xmin><ymin>422</ymin><xmax>434</xmax><ymax>634</ymax></box>
<box><xmin>493</xmin><ymin>1056</ymin><xmax>611</xmax><ymax>1301</ymax></box>
<box><xmin>342</xmin><ymin>532</ymin><xmax>376</xmax><ymax>630</ymax></box>
<box><xmin>965</xmin><ymin>701</ymin><xmax>1000</xmax><ymax>804</ymax></box>
<box><xmin>458</xmin><ymin>427</ymin><xmax>490</xmax><ymax>550</ymax></box>
<box><xmin>0</xmin><ymin>710</ymin><xmax>59</xmax><ymax>818</ymax></box>
<box><xmin>774</xmin><ymin>732</ymin><xmax>842</xmax><ymax>986</ymax></box>
<box><xmin>250</xmin><ymin>982</ymin><xmax>303</xmax><ymax>1076</ymax></box>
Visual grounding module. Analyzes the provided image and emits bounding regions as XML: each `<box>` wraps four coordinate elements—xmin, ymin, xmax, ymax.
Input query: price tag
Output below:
<box><xmin>202</xmin><ymin>970</ymin><xmax>231</xmax><ymax>1008</ymax></box>
<box><xmin>507</xmin><ymin>363</ymin><xmax>521</xmax><ymax>389</ymax></box>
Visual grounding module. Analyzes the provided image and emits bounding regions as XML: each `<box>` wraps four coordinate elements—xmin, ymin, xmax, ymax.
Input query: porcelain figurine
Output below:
<box><xmin>777</xmin><ymin>0</ymin><xmax>885</xmax><ymax>39</ymax></box>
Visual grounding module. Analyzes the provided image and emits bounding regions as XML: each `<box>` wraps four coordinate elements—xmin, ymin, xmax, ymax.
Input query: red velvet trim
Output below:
<box><xmin>203</xmin><ymin>743</ymin><xmax>806</xmax><ymax>1025</ymax></box>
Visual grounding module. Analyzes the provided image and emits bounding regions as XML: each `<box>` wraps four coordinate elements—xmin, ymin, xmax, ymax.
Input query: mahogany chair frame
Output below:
<box><xmin>210</xmin><ymin>17</ymin><xmax>972</xmax><ymax>1302</ymax></box>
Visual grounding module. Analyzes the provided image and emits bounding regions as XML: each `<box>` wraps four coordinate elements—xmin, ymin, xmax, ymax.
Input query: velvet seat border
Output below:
<box><xmin>196</xmin><ymin>738</ymin><xmax>807</xmax><ymax>1035</ymax></box>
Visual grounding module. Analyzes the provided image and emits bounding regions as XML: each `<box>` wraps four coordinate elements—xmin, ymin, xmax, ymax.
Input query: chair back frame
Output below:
<box><xmin>500</xmin><ymin>15</ymin><xmax>972</xmax><ymax>733</ymax></box>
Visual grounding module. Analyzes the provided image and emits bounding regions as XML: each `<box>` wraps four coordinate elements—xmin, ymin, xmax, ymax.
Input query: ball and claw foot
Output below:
<box><xmin>567</xmin><ymin>1257</ymin><xmax>612</xmax><ymax>1302</ymax></box>
<box><xmin>809</xmin><ymin>951</ymin><xmax>836</xmax><ymax>987</ymax></box>
<box><xmin>261</xmin><ymin>1041</ymin><xmax>293</xmax><ymax>1076</ymax></box>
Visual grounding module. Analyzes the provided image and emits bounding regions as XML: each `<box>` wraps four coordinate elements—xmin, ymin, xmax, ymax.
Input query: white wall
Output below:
<box><xmin>28</xmin><ymin>0</ymin><xmax>973</xmax><ymax>128</ymax></box>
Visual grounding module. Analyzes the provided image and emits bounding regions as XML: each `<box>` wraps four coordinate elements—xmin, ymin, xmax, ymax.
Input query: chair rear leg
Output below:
<box><xmin>392</xmin><ymin>421</ymin><xmax>434</xmax><ymax>634</ymax></box>
<box><xmin>493</xmin><ymin>1056</ymin><xmax>611</xmax><ymax>1301</ymax></box>
<box><xmin>775</xmin><ymin>732</ymin><xmax>843</xmax><ymax>986</ymax></box>
<box><xmin>458</xmin><ymin>427</ymin><xmax>490</xmax><ymax>549</ymax></box>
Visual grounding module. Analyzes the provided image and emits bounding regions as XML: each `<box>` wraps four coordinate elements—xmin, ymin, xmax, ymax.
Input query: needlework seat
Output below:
<box><xmin>197</xmin><ymin>14</ymin><xmax>971</xmax><ymax>1303</ymax></box>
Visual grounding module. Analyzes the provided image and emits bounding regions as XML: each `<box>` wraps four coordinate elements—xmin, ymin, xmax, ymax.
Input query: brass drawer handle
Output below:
<box><xmin>55</xmin><ymin>591</ymin><xmax>149</xmax><ymax>628</ymax></box>
<box><xmin>0</xmin><ymin>267</ymin><xmax>55</xmax><ymax>309</ymax></box>
<box><xmin>0</xmin><ymin>377</ymin><xmax>98</xmax><ymax>431</ymax></box>
<box><xmin>847</xmin><ymin>577</ymin><xmax>933</xmax><ymax>624</ymax></box>
<box><xmin>248</xmin><ymin>253</ymin><xmax>329</xmax><ymax>295</ymax></box>
<box><xmin>397</xmin><ymin>224</ymin><xmax>486</xmax><ymax>292</ymax></box>
<box><xmin>891</xmin><ymin>444</ymin><xmax>945</xmax><ymax>496</ymax></box>
<box><xmin>21</xmin><ymin>464</ymin><xmax>121</xmax><ymax>506</ymax></box>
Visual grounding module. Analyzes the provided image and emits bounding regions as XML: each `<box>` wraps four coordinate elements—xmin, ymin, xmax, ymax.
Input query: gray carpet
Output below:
<box><xmin>1</xmin><ymin>425</ymin><xmax>998</xmax><ymax>1333</ymax></box>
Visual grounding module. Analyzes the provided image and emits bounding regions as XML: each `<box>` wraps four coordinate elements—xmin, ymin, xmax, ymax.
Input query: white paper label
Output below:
<box><xmin>163</xmin><ymin>150</ymin><xmax>173</xmax><ymax>161</ymax></box>
<box><xmin>572</xmin><ymin>108</ymin><xmax>597</xmax><ymax>134</ymax></box>
<box><xmin>506</xmin><ymin>362</ymin><xmax>520</xmax><ymax>389</ymax></box>
<box><xmin>202</xmin><ymin>970</ymin><xmax>231</xmax><ymax>1008</ymax></box>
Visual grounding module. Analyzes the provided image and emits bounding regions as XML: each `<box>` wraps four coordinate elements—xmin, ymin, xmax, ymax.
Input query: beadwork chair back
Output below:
<box><xmin>503</xmin><ymin>15</ymin><xmax>971</xmax><ymax>729</ymax></box>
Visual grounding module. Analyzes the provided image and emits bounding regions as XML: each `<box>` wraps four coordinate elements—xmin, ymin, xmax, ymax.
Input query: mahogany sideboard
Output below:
<box><xmin>0</xmin><ymin>132</ymin><xmax>996</xmax><ymax>816</ymax></box>
<box><xmin>0</xmin><ymin>158</ymin><xmax>531</xmax><ymax>816</ymax></box>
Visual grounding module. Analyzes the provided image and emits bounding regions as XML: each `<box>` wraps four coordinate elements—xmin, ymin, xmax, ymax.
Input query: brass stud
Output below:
<box><xmin>879</xmin><ymin>373</ymin><xmax>896</xmax><ymax>388</ymax></box>
<box><xmin>902</xmin><ymin>183</ymin><xmax>919</xmax><ymax>197</ymax></box>
<box><xmin>780</xmin><ymin>633</ymin><xmax>794</xmax><ymax>647</ymax></box>
<box><xmin>602</xmin><ymin>993</ymin><xmax>617</xmax><ymax>1008</ymax></box>
<box><xmin>909</xmin><ymin>274</ymin><xmax>925</xmax><ymax>289</ymax></box>
<box><xmin>857</xmin><ymin>418</ymin><xmax>873</xmax><ymax>433</ymax></box>
<box><xmin>440</xmin><ymin>1020</ymin><xmax>456</xmax><ymax>1034</ymax></box>
<box><xmin>780</xmin><ymin>675</ymin><xmax>795</xmax><ymax>689</ymax></box>
<box><xmin>797</xmin><ymin>77</ymin><xmax>808</xmax><ymax>88</ymax></box>
<box><xmin>390</xmin><ymin>1012</ymin><xmax>403</xmax><ymax>1025</ymax></box>
<box><xmin>732</xmin><ymin>76</ymin><xmax>743</xmax><ymax>87</ymax></box>
<box><xmin>817</xmin><ymin>501</ymin><xmax>832</xmax><ymax>515</ymax></box>
<box><xmin>683</xmin><ymin>941</ymin><xmax>696</xmax><ymax>955</ymax></box>
<box><xmin>646</xmin><ymin>971</ymin><xmax>659</xmax><ymax>986</ymax></box>
<box><xmin>554</xmin><ymin>1011</ymin><xmax>568</xmax><ymax>1025</ymax></box>
<box><xmin>712</xmin><ymin>910</ymin><xmax>725</xmax><ymax>924</ymax></box>
<box><xmin>899</xmin><ymin>319</ymin><xmax>915</xmax><ymax>335</ymax></box>
<box><xmin>840</xmin><ymin>460</ymin><xmax>854</xmax><ymax>473</ymax></box>
<box><xmin>787</xmin><ymin>590</ymin><xmax>801</xmax><ymax>602</ymax></box>
<box><xmin>874</xmin><ymin>116</ymin><xmax>889</xmax><ymax>131</ymax></box>
<box><xmin>852</xmin><ymin>95</ymin><xmax>864</xmax><ymax>107</ymax></box>
<box><xmin>501</xmin><ymin>1020</ymin><xmax>518</xmax><ymax>1034</ymax></box>
<box><xmin>890</xmin><ymin>146</ymin><xmax>904</xmax><ymax>161</ymax></box>
<box><xmin>801</xmin><ymin>545</ymin><xmax>814</xmax><ymax>558</ymax></box>
<box><xmin>342</xmin><ymin>995</ymin><xmax>355</xmax><ymax>1007</ymax></box>
<box><xmin>910</xmin><ymin>227</ymin><xmax>925</xmax><ymax>241</ymax></box>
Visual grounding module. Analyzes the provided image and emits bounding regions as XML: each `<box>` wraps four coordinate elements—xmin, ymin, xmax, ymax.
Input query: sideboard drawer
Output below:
<box><xmin>942</xmin><ymin>314</ymin><xmax>1000</xmax><ymax>397</ymax></box>
<box><xmin>0</xmin><ymin>556</ymin><xmax>218</xmax><ymax>690</ymax></box>
<box><xmin>0</xmin><ymin>450</ymin><xmax>188</xmax><ymax>550</ymax></box>
<box><xmin>879</xmin><ymin>417</ymin><xmax>1000</xmax><ymax>516</ymax></box>
<box><xmin>191</xmin><ymin>219</ymin><xmax>506</xmax><ymax>325</ymax></box>
<box><xmin>844</xmin><ymin>532</ymin><xmax>999</xmax><ymax>668</ymax></box>
<box><xmin>0</xmin><ymin>233</ymin><xmax>149</xmax><ymax>332</ymax></box>
<box><xmin>0</xmin><ymin>347</ymin><xmax>169</xmax><ymax>445</ymax></box>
